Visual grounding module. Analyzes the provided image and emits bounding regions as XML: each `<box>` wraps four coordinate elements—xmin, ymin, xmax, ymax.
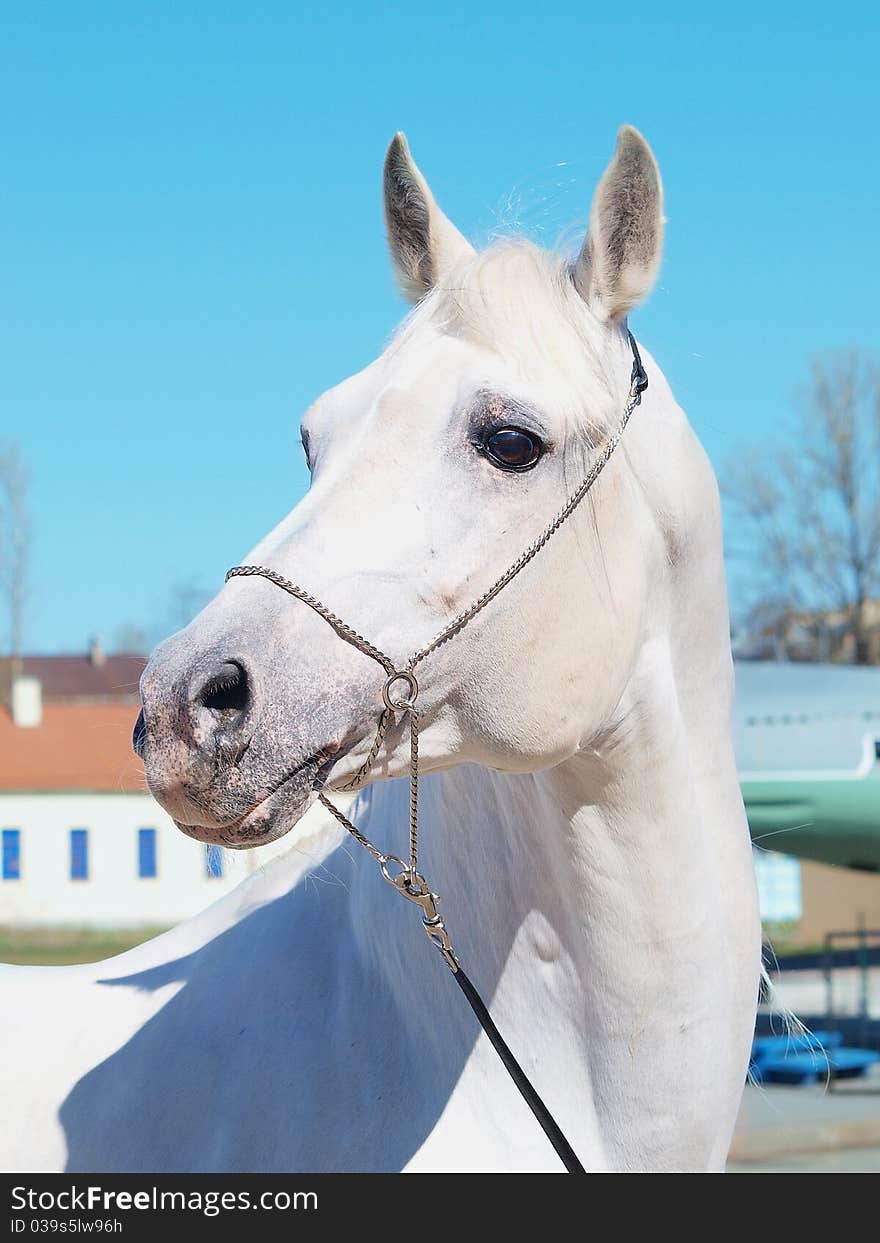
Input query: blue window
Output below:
<box><xmin>138</xmin><ymin>828</ymin><xmax>158</xmax><ymax>878</ymax></box>
<box><xmin>70</xmin><ymin>829</ymin><xmax>89</xmax><ymax>880</ymax></box>
<box><xmin>2</xmin><ymin>829</ymin><xmax>20</xmax><ymax>880</ymax></box>
<box><xmin>206</xmin><ymin>845</ymin><xmax>223</xmax><ymax>878</ymax></box>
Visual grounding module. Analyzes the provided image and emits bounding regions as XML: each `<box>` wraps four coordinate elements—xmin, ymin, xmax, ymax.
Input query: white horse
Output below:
<box><xmin>1</xmin><ymin>127</ymin><xmax>760</xmax><ymax>1173</ymax></box>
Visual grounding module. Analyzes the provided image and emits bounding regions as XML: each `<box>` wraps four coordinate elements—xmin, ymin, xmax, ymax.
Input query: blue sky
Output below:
<box><xmin>1</xmin><ymin>2</ymin><xmax>877</xmax><ymax>652</ymax></box>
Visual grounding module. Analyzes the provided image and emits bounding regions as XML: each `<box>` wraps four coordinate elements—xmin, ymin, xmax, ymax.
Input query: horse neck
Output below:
<box><xmin>400</xmin><ymin>632</ymin><xmax>730</xmax><ymax>953</ymax></box>
<box><xmin>344</xmin><ymin>442</ymin><xmax>757</xmax><ymax>1168</ymax></box>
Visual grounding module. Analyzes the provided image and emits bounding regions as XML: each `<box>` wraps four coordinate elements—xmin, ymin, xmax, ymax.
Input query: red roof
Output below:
<box><xmin>0</xmin><ymin>703</ymin><xmax>145</xmax><ymax>792</ymax></box>
<box><xmin>0</xmin><ymin>654</ymin><xmax>146</xmax><ymax>703</ymax></box>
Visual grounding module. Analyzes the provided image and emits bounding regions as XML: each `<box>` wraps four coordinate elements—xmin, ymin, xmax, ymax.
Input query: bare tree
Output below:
<box><xmin>0</xmin><ymin>443</ymin><xmax>30</xmax><ymax>665</ymax></box>
<box><xmin>166</xmin><ymin>579</ymin><xmax>212</xmax><ymax>634</ymax></box>
<box><xmin>111</xmin><ymin>578</ymin><xmax>211</xmax><ymax>658</ymax></box>
<box><xmin>724</xmin><ymin>349</ymin><xmax>880</xmax><ymax>664</ymax></box>
<box><xmin>111</xmin><ymin>623</ymin><xmax>152</xmax><ymax>655</ymax></box>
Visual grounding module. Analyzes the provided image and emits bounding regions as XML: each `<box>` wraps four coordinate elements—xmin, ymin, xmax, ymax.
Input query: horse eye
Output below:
<box><xmin>482</xmin><ymin>426</ymin><xmax>542</xmax><ymax>471</ymax></box>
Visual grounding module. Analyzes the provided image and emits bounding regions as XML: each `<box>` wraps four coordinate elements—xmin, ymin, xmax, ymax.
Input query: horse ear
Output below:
<box><xmin>573</xmin><ymin>126</ymin><xmax>664</xmax><ymax>322</ymax></box>
<box><xmin>383</xmin><ymin>132</ymin><xmax>474</xmax><ymax>302</ymax></box>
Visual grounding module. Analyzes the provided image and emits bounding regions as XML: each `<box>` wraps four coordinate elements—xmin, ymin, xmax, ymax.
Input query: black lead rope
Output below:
<box><xmin>226</xmin><ymin>330</ymin><xmax>648</xmax><ymax>1174</ymax></box>
<box><xmin>454</xmin><ymin>967</ymin><xmax>587</xmax><ymax>1173</ymax></box>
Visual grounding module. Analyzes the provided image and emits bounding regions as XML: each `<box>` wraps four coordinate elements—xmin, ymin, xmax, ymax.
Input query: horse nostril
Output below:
<box><xmin>132</xmin><ymin>709</ymin><xmax>147</xmax><ymax>758</ymax></box>
<box><xmin>197</xmin><ymin>661</ymin><xmax>251</xmax><ymax>714</ymax></box>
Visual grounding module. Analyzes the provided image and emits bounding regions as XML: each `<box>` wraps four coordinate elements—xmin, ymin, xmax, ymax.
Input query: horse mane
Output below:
<box><xmin>389</xmin><ymin>239</ymin><xmax>634</xmax><ymax>447</ymax></box>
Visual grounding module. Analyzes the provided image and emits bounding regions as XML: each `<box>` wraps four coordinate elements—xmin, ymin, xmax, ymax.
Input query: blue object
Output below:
<box><xmin>2</xmin><ymin>829</ymin><xmax>20</xmax><ymax>880</ymax></box>
<box><xmin>206</xmin><ymin>845</ymin><xmax>223</xmax><ymax>878</ymax></box>
<box><xmin>757</xmin><ymin>1046</ymin><xmax>879</xmax><ymax>1085</ymax></box>
<box><xmin>828</xmin><ymin>1047</ymin><xmax>880</xmax><ymax>1078</ymax></box>
<box><xmin>138</xmin><ymin>827</ymin><xmax>157</xmax><ymax>878</ymax></box>
<box><xmin>751</xmin><ymin>1031</ymin><xmax>842</xmax><ymax>1066</ymax></box>
<box><xmin>70</xmin><ymin>828</ymin><xmax>89</xmax><ymax>880</ymax></box>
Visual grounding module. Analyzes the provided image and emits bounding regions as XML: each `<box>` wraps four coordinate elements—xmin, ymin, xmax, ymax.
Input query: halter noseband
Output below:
<box><xmin>225</xmin><ymin>331</ymin><xmax>648</xmax><ymax>1173</ymax></box>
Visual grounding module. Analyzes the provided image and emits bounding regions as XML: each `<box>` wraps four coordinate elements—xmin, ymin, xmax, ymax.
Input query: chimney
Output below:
<box><xmin>12</xmin><ymin>675</ymin><xmax>42</xmax><ymax>728</ymax></box>
<box><xmin>89</xmin><ymin>635</ymin><xmax>106</xmax><ymax>667</ymax></box>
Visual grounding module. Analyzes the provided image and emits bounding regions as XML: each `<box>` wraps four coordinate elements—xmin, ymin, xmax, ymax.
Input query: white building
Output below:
<box><xmin>0</xmin><ymin>649</ymin><xmax>259</xmax><ymax>928</ymax></box>
<box><xmin>0</xmin><ymin>791</ymin><xmax>242</xmax><ymax>927</ymax></box>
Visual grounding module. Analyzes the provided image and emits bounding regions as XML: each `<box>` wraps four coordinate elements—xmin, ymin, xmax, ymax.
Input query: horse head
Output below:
<box><xmin>138</xmin><ymin>127</ymin><xmax>671</xmax><ymax>849</ymax></box>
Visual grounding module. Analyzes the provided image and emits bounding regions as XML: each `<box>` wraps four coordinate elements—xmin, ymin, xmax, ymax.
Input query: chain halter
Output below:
<box><xmin>225</xmin><ymin>331</ymin><xmax>648</xmax><ymax>1172</ymax></box>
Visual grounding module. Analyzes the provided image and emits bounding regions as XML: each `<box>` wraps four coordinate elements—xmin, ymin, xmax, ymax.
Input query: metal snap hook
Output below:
<box><xmin>382</xmin><ymin>669</ymin><xmax>419</xmax><ymax>712</ymax></box>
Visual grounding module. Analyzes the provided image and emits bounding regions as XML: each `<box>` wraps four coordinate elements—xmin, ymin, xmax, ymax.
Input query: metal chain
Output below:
<box><xmin>225</xmin><ymin>564</ymin><xmax>397</xmax><ymax>677</ymax></box>
<box><xmin>408</xmin><ymin>709</ymin><xmax>420</xmax><ymax>872</ymax></box>
<box><xmin>317</xmin><ymin>708</ymin><xmax>420</xmax><ymax>878</ymax></box>
<box><xmin>339</xmin><ymin>708</ymin><xmax>391</xmax><ymax>792</ymax></box>
<box><xmin>226</xmin><ymin>331</ymin><xmax>648</xmax><ymax>970</ymax></box>
<box><xmin>318</xmin><ymin>789</ymin><xmax>386</xmax><ymax>865</ymax></box>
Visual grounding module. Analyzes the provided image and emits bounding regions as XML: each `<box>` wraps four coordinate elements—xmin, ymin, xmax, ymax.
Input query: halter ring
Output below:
<box><xmin>380</xmin><ymin>855</ymin><xmax>429</xmax><ymax>900</ymax></box>
<box><xmin>382</xmin><ymin>670</ymin><xmax>419</xmax><ymax>712</ymax></box>
<box><xmin>380</xmin><ymin>854</ymin><xmax>410</xmax><ymax>886</ymax></box>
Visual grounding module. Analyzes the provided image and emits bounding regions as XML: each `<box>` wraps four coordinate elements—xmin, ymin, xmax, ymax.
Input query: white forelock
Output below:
<box><xmin>390</xmin><ymin>239</ymin><xmax>633</xmax><ymax>444</ymax></box>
